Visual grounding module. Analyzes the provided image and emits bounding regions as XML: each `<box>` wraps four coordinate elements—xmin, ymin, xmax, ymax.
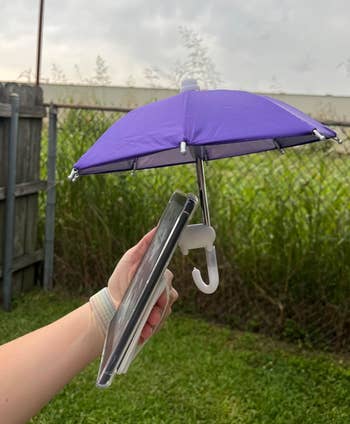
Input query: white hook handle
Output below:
<box><xmin>192</xmin><ymin>246</ymin><xmax>219</xmax><ymax>294</ymax></box>
<box><xmin>178</xmin><ymin>224</ymin><xmax>219</xmax><ymax>294</ymax></box>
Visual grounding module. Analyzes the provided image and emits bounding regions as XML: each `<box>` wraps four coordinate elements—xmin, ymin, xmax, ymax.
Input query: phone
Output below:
<box><xmin>96</xmin><ymin>191</ymin><xmax>198</xmax><ymax>388</ymax></box>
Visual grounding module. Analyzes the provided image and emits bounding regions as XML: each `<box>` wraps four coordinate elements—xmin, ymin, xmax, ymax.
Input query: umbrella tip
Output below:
<box><xmin>180</xmin><ymin>78</ymin><xmax>200</xmax><ymax>92</ymax></box>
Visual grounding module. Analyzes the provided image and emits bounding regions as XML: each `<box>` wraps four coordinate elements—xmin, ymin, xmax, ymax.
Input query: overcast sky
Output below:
<box><xmin>1</xmin><ymin>0</ymin><xmax>350</xmax><ymax>95</ymax></box>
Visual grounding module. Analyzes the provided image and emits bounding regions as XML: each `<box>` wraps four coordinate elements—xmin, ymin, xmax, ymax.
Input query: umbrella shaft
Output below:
<box><xmin>196</xmin><ymin>158</ymin><xmax>211</xmax><ymax>226</ymax></box>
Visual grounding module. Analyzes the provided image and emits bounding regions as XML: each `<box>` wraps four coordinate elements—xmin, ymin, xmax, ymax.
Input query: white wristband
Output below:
<box><xmin>89</xmin><ymin>287</ymin><xmax>116</xmax><ymax>336</ymax></box>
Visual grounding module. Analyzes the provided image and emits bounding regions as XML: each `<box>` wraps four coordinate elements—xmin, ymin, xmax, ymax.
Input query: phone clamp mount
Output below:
<box><xmin>178</xmin><ymin>150</ymin><xmax>219</xmax><ymax>295</ymax></box>
<box><xmin>178</xmin><ymin>222</ymin><xmax>219</xmax><ymax>294</ymax></box>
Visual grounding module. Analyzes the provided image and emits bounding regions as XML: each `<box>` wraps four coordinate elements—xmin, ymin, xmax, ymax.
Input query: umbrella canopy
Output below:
<box><xmin>70</xmin><ymin>83</ymin><xmax>338</xmax><ymax>295</ymax></box>
<box><xmin>72</xmin><ymin>88</ymin><xmax>336</xmax><ymax>177</ymax></box>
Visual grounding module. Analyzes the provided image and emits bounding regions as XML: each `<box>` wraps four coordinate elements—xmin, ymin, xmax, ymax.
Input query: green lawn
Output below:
<box><xmin>1</xmin><ymin>291</ymin><xmax>350</xmax><ymax>423</ymax></box>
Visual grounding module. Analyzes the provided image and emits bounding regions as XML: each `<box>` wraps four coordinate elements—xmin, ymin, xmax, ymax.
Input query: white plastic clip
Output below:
<box><xmin>313</xmin><ymin>129</ymin><xmax>326</xmax><ymax>140</ymax></box>
<box><xmin>180</xmin><ymin>141</ymin><xmax>187</xmax><ymax>154</ymax></box>
<box><xmin>178</xmin><ymin>224</ymin><xmax>219</xmax><ymax>294</ymax></box>
<box><xmin>68</xmin><ymin>168</ymin><xmax>79</xmax><ymax>182</ymax></box>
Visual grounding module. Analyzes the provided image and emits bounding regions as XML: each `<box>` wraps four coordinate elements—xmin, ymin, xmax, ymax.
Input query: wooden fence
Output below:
<box><xmin>0</xmin><ymin>83</ymin><xmax>46</xmax><ymax>310</ymax></box>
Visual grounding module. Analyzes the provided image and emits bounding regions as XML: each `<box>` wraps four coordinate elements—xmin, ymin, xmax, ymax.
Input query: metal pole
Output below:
<box><xmin>43</xmin><ymin>104</ymin><xmax>57</xmax><ymax>290</ymax></box>
<box><xmin>35</xmin><ymin>0</ymin><xmax>45</xmax><ymax>86</ymax></box>
<box><xmin>195</xmin><ymin>157</ymin><xmax>211</xmax><ymax>226</ymax></box>
<box><xmin>2</xmin><ymin>94</ymin><xmax>19</xmax><ymax>311</ymax></box>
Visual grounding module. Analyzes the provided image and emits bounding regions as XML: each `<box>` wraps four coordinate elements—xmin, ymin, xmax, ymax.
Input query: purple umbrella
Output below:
<box><xmin>69</xmin><ymin>80</ymin><xmax>338</xmax><ymax>294</ymax></box>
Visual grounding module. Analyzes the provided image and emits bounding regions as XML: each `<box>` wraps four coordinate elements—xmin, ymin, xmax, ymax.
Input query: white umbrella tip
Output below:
<box><xmin>180</xmin><ymin>79</ymin><xmax>200</xmax><ymax>92</ymax></box>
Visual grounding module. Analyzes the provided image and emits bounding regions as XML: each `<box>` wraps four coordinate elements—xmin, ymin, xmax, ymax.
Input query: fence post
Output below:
<box><xmin>2</xmin><ymin>93</ymin><xmax>19</xmax><ymax>311</ymax></box>
<box><xmin>43</xmin><ymin>104</ymin><xmax>57</xmax><ymax>290</ymax></box>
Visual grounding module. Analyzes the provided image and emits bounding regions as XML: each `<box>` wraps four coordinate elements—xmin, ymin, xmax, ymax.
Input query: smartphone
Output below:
<box><xmin>96</xmin><ymin>191</ymin><xmax>198</xmax><ymax>388</ymax></box>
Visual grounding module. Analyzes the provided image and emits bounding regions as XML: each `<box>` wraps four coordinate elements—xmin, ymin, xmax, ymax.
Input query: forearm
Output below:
<box><xmin>0</xmin><ymin>302</ymin><xmax>103</xmax><ymax>424</ymax></box>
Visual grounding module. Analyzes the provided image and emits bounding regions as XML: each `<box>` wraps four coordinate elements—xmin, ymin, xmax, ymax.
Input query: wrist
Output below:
<box><xmin>87</xmin><ymin>303</ymin><xmax>105</xmax><ymax>356</ymax></box>
<box><xmin>89</xmin><ymin>287</ymin><xmax>117</xmax><ymax>338</ymax></box>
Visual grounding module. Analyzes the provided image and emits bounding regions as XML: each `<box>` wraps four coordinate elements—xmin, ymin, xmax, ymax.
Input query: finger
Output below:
<box><xmin>147</xmin><ymin>305</ymin><xmax>163</xmax><ymax>327</ymax></box>
<box><xmin>153</xmin><ymin>307</ymin><xmax>172</xmax><ymax>334</ymax></box>
<box><xmin>138</xmin><ymin>268</ymin><xmax>176</xmax><ymax>343</ymax></box>
<box><xmin>155</xmin><ymin>286</ymin><xmax>178</xmax><ymax>321</ymax></box>
<box><xmin>128</xmin><ymin>227</ymin><xmax>157</xmax><ymax>260</ymax></box>
<box><xmin>155</xmin><ymin>269</ymin><xmax>173</xmax><ymax>308</ymax></box>
<box><xmin>169</xmin><ymin>288</ymin><xmax>179</xmax><ymax>305</ymax></box>
<box><xmin>159</xmin><ymin>287</ymin><xmax>177</xmax><ymax>308</ymax></box>
<box><xmin>125</xmin><ymin>228</ymin><xmax>158</xmax><ymax>280</ymax></box>
<box><xmin>140</xmin><ymin>322</ymin><xmax>153</xmax><ymax>341</ymax></box>
<box><xmin>139</xmin><ymin>297</ymin><xmax>174</xmax><ymax>345</ymax></box>
<box><xmin>162</xmin><ymin>289</ymin><xmax>177</xmax><ymax>319</ymax></box>
<box><xmin>164</xmin><ymin>269</ymin><xmax>174</xmax><ymax>281</ymax></box>
<box><xmin>144</xmin><ymin>295</ymin><xmax>170</xmax><ymax>340</ymax></box>
<box><xmin>156</xmin><ymin>289</ymin><xmax>168</xmax><ymax>309</ymax></box>
<box><xmin>152</xmin><ymin>288</ymin><xmax>178</xmax><ymax>335</ymax></box>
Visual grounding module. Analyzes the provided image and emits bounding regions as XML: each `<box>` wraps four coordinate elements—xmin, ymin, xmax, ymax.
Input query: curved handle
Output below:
<box><xmin>192</xmin><ymin>246</ymin><xmax>219</xmax><ymax>294</ymax></box>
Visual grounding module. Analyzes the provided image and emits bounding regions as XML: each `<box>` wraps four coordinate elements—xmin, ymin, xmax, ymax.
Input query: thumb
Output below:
<box><xmin>128</xmin><ymin>227</ymin><xmax>157</xmax><ymax>262</ymax></box>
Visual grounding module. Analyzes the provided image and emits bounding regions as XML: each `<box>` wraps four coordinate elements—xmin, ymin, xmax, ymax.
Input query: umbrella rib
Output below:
<box><xmin>260</xmin><ymin>93</ymin><xmax>327</xmax><ymax>133</ymax></box>
<box><xmin>273</xmin><ymin>139</ymin><xmax>285</xmax><ymax>154</ymax></box>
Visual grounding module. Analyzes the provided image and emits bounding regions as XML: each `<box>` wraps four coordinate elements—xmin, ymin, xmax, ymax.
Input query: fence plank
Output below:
<box><xmin>0</xmin><ymin>180</ymin><xmax>46</xmax><ymax>200</ymax></box>
<box><xmin>2</xmin><ymin>94</ymin><xmax>19</xmax><ymax>310</ymax></box>
<box><xmin>0</xmin><ymin>83</ymin><xmax>44</xmax><ymax>305</ymax></box>
<box><xmin>13</xmin><ymin>197</ymin><xmax>26</xmax><ymax>258</ymax></box>
<box><xmin>0</xmin><ymin>102</ymin><xmax>46</xmax><ymax>119</ymax></box>
<box><xmin>0</xmin><ymin>119</ymin><xmax>9</xmax><ymax>187</ymax></box>
<box><xmin>0</xmin><ymin>250</ymin><xmax>43</xmax><ymax>279</ymax></box>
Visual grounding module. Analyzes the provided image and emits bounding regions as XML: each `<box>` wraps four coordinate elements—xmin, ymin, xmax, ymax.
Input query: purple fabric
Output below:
<box><xmin>74</xmin><ymin>90</ymin><xmax>336</xmax><ymax>175</ymax></box>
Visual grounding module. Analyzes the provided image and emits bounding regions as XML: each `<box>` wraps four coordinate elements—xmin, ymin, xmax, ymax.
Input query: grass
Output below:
<box><xmin>1</xmin><ymin>290</ymin><xmax>350</xmax><ymax>423</ymax></box>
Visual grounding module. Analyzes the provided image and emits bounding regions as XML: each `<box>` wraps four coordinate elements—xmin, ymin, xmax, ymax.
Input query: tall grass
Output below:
<box><xmin>44</xmin><ymin>109</ymin><xmax>350</xmax><ymax>350</ymax></box>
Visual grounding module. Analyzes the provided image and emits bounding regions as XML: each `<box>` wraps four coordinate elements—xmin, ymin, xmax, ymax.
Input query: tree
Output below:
<box><xmin>125</xmin><ymin>74</ymin><xmax>136</xmax><ymax>87</ymax></box>
<box><xmin>337</xmin><ymin>58</ymin><xmax>350</xmax><ymax>77</ymax></box>
<box><xmin>17</xmin><ymin>68</ymin><xmax>34</xmax><ymax>83</ymax></box>
<box><xmin>50</xmin><ymin>63</ymin><xmax>67</xmax><ymax>83</ymax></box>
<box><xmin>144</xmin><ymin>26</ymin><xmax>222</xmax><ymax>89</ymax></box>
<box><xmin>91</xmin><ymin>55</ymin><xmax>112</xmax><ymax>85</ymax></box>
<box><xmin>73</xmin><ymin>55</ymin><xmax>112</xmax><ymax>86</ymax></box>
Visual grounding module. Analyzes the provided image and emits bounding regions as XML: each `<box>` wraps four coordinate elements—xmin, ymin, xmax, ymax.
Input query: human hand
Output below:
<box><xmin>107</xmin><ymin>228</ymin><xmax>178</xmax><ymax>343</ymax></box>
